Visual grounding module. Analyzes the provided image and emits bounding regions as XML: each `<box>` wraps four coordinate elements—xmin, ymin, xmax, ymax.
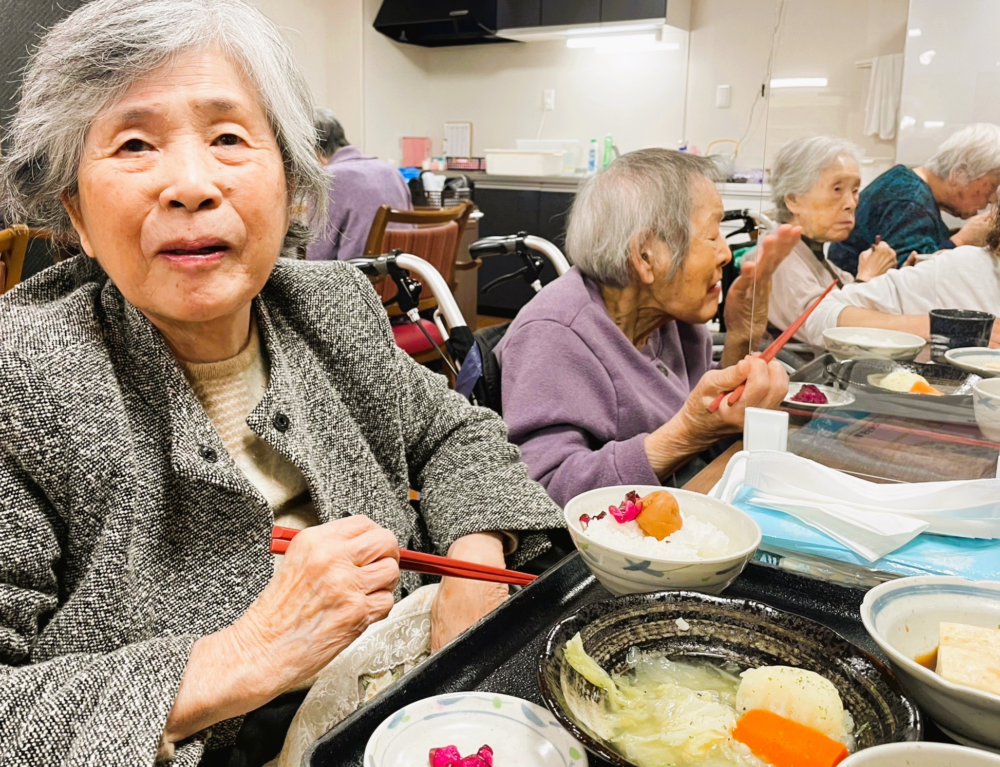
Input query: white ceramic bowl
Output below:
<box><xmin>946</xmin><ymin>347</ymin><xmax>1000</xmax><ymax>378</ymax></box>
<box><xmin>841</xmin><ymin>742</ymin><xmax>1000</xmax><ymax>766</ymax></box>
<box><xmin>563</xmin><ymin>485</ymin><xmax>761</xmax><ymax>596</ymax></box>
<box><xmin>364</xmin><ymin>692</ymin><xmax>588</xmax><ymax>767</ymax></box>
<box><xmin>823</xmin><ymin>327</ymin><xmax>928</xmax><ymax>362</ymax></box>
<box><xmin>861</xmin><ymin>576</ymin><xmax>1000</xmax><ymax>751</ymax></box>
<box><xmin>973</xmin><ymin>377</ymin><xmax>1000</xmax><ymax>441</ymax></box>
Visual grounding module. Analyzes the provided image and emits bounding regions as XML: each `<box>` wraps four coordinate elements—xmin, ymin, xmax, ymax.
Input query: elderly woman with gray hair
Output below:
<box><xmin>495</xmin><ymin>149</ymin><xmax>797</xmax><ymax>508</ymax></box>
<box><xmin>0</xmin><ymin>1</ymin><xmax>562</xmax><ymax>764</ymax></box>
<box><xmin>829</xmin><ymin>123</ymin><xmax>1000</xmax><ymax>274</ymax></box>
<box><xmin>763</xmin><ymin>135</ymin><xmax>897</xmax><ymax>345</ymax></box>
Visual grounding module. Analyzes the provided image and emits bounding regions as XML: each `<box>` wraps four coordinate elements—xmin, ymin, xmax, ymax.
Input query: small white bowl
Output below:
<box><xmin>841</xmin><ymin>742</ymin><xmax>1000</xmax><ymax>766</ymax></box>
<box><xmin>823</xmin><ymin>327</ymin><xmax>928</xmax><ymax>362</ymax></box>
<box><xmin>861</xmin><ymin>576</ymin><xmax>1000</xmax><ymax>752</ymax></box>
<box><xmin>973</xmin><ymin>377</ymin><xmax>1000</xmax><ymax>441</ymax></box>
<box><xmin>364</xmin><ymin>692</ymin><xmax>588</xmax><ymax>767</ymax></box>
<box><xmin>563</xmin><ymin>485</ymin><xmax>761</xmax><ymax>596</ymax></box>
<box><xmin>946</xmin><ymin>347</ymin><xmax>1000</xmax><ymax>378</ymax></box>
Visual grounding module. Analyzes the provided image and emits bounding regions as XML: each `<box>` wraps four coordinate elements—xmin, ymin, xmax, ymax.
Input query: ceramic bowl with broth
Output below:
<box><xmin>861</xmin><ymin>576</ymin><xmax>1000</xmax><ymax>752</ymax></box>
<box><xmin>538</xmin><ymin>592</ymin><xmax>921</xmax><ymax>767</ymax></box>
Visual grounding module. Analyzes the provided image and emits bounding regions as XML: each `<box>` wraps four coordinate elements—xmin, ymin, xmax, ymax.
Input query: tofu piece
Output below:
<box><xmin>936</xmin><ymin>622</ymin><xmax>1000</xmax><ymax>696</ymax></box>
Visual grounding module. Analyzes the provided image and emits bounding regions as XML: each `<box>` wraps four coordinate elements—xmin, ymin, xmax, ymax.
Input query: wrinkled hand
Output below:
<box><xmin>724</xmin><ymin>225</ymin><xmax>802</xmax><ymax>343</ymax></box>
<box><xmin>991</xmin><ymin>318</ymin><xmax>1000</xmax><ymax>349</ymax></box>
<box><xmin>233</xmin><ymin>516</ymin><xmax>399</xmax><ymax>694</ymax></box>
<box><xmin>953</xmin><ymin>211</ymin><xmax>995</xmax><ymax>248</ymax></box>
<box><xmin>857</xmin><ymin>241</ymin><xmax>897</xmax><ymax>282</ymax></box>
<box><xmin>431</xmin><ymin>533</ymin><xmax>509</xmax><ymax>652</ymax></box>
<box><xmin>679</xmin><ymin>356</ymin><xmax>789</xmax><ymax>440</ymax></box>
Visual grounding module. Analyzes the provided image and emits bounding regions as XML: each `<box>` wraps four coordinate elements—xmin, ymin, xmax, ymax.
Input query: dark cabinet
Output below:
<box><xmin>601</xmin><ymin>0</ymin><xmax>666</xmax><ymax>22</ymax></box>
<box><xmin>497</xmin><ymin>0</ymin><xmax>541</xmax><ymax>28</ymax></box>
<box><xmin>542</xmin><ymin>0</ymin><xmax>600</xmax><ymax>26</ymax></box>
<box><xmin>473</xmin><ymin>187</ymin><xmax>575</xmax><ymax>317</ymax></box>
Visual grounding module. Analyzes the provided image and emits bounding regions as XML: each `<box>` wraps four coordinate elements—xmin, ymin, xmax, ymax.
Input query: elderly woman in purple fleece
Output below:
<box><xmin>495</xmin><ymin>149</ymin><xmax>799</xmax><ymax>507</ymax></box>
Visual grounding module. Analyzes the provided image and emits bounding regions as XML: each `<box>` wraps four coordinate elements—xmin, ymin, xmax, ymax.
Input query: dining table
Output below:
<box><xmin>303</xmin><ymin>353</ymin><xmax>998</xmax><ymax>766</ymax></box>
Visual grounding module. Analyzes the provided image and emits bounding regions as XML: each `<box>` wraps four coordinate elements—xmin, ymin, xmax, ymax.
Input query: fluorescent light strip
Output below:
<box><xmin>770</xmin><ymin>77</ymin><xmax>828</xmax><ymax>88</ymax></box>
<box><xmin>908</xmin><ymin>28</ymin><xmax>922</xmax><ymax>37</ymax></box>
<box><xmin>567</xmin><ymin>33</ymin><xmax>656</xmax><ymax>49</ymax></box>
<box><xmin>924</xmin><ymin>120</ymin><xmax>945</xmax><ymax>128</ymax></box>
<box><xmin>597</xmin><ymin>41</ymin><xmax>679</xmax><ymax>54</ymax></box>
<box><xmin>565</xmin><ymin>22</ymin><xmax>664</xmax><ymax>35</ymax></box>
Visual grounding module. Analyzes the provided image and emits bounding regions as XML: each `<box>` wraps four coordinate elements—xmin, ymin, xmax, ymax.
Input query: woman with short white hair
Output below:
<box><xmin>496</xmin><ymin>149</ymin><xmax>795</xmax><ymax>507</ymax></box>
<box><xmin>829</xmin><ymin>123</ymin><xmax>1000</xmax><ymax>273</ymax></box>
<box><xmin>0</xmin><ymin>0</ymin><xmax>563</xmax><ymax>763</ymax></box>
<box><xmin>764</xmin><ymin>135</ymin><xmax>897</xmax><ymax>345</ymax></box>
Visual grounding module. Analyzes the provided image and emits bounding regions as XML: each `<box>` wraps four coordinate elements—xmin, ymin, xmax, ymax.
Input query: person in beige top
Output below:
<box><xmin>764</xmin><ymin>136</ymin><xmax>898</xmax><ymax>346</ymax></box>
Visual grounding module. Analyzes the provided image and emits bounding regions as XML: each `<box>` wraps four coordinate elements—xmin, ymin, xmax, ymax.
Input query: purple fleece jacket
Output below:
<box><xmin>494</xmin><ymin>267</ymin><xmax>715</xmax><ymax>507</ymax></box>
<box><xmin>306</xmin><ymin>145</ymin><xmax>412</xmax><ymax>262</ymax></box>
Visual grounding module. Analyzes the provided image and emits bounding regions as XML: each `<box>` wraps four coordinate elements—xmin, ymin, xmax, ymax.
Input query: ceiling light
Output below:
<box><xmin>900</xmin><ymin>116</ymin><xmax>916</xmax><ymax>130</ymax></box>
<box><xmin>908</xmin><ymin>28</ymin><xmax>922</xmax><ymax>37</ymax></box>
<box><xmin>597</xmin><ymin>40</ymin><xmax>680</xmax><ymax>54</ymax></box>
<box><xmin>567</xmin><ymin>33</ymin><xmax>656</xmax><ymax>49</ymax></box>
<box><xmin>919</xmin><ymin>50</ymin><xmax>936</xmax><ymax>65</ymax></box>
<box><xmin>770</xmin><ymin>78</ymin><xmax>828</xmax><ymax>88</ymax></box>
<box><xmin>565</xmin><ymin>22</ymin><xmax>663</xmax><ymax>35</ymax></box>
<box><xmin>924</xmin><ymin>120</ymin><xmax>945</xmax><ymax>128</ymax></box>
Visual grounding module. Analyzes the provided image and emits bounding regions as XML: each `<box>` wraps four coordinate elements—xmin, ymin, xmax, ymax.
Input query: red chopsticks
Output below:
<box><xmin>709</xmin><ymin>280</ymin><xmax>838</xmax><ymax>413</ymax></box>
<box><xmin>269</xmin><ymin>526</ymin><xmax>537</xmax><ymax>586</ymax></box>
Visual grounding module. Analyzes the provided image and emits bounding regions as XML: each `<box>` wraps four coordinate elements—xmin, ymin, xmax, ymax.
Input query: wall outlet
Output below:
<box><xmin>716</xmin><ymin>84</ymin><xmax>731</xmax><ymax>108</ymax></box>
<box><xmin>543</xmin><ymin>89</ymin><xmax>556</xmax><ymax>111</ymax></box>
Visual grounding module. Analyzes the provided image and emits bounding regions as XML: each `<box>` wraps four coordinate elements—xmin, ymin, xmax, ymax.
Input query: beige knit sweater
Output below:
<box><xmin>179</xmin><ymin>320</ymin><xmax>317</xmax><ymax>537</ymax></box>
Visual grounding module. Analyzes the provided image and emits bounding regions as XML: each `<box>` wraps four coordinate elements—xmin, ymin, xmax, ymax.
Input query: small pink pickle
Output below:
<box><xmin>429</xmin><ymin>745</ymin><xmax>493</xmax><ymax>767</ymax></box>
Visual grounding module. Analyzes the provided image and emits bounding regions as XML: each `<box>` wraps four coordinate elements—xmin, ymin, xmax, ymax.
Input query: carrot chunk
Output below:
<box><xmin>733</xmin><ymin>709</ymin><xmax>848</xmax><ymax>767</ymax></box>
<box><xmin>909</xmin><ymin>380</ymin><xmax>944</xmax><ymax>396</ymax></box>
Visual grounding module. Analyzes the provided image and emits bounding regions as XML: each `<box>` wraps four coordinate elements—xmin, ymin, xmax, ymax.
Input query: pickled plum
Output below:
<box><xmin>429</xmin><ymin>745</ymin><xmax>493</xmax><ymax>767</ymax></box>
<box><xmin>636</xmin><ymin>491</ymin><xmax>683</xmax><ymax>541</ymax></box>
<box><xmin>790</xmin><ymin>384</ymin><xmax>828</xmax><ymax>405</ymax></box>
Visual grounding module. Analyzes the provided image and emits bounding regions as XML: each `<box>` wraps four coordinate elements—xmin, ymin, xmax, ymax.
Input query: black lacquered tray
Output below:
<box><xmin>305</xmin><ymin>554</ymin><xmax>950</xmax><ymax>766</ymax></box>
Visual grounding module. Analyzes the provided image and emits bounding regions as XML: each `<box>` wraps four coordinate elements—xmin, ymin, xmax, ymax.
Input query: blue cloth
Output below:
<box><xmin>733</xmin><ymin>487</ymin><xmax>1000</xmax><ymax>581</ymax></box>
<box><xmin>828</xmin><ymin>165</ymin><xmax>955</xmax><ymax>275</ymax></box>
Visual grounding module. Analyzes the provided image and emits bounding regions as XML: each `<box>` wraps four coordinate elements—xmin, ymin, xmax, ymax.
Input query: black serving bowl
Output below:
<box><xmin>537</xmin><ymin>591</ymin><xmax>921</xmax><ymax>767</ymax></box>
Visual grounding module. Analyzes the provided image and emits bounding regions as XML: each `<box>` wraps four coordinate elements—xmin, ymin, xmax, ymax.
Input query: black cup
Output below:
<box><xmin>929</xmin><ymin>309</ymin><xmax>995</xmax><ymax>362</ymax></box>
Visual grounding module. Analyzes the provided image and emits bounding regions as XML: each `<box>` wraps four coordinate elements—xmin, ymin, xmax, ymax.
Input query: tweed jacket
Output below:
<box><xmin>0</xmin><ymin>256</ymin><xmax>562</xmax><ymax>767</ymax></box>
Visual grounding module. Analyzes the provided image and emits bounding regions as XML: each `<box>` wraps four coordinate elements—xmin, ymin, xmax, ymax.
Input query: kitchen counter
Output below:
<box><xmin>464</xmin><ymin>171</ymin><xmax>582</xmax><ymax>191</ymax></box>
<box><xmin>466</xmin><ymin>171</ymin><xmax>772</xmax><ymax>199</ymax></box>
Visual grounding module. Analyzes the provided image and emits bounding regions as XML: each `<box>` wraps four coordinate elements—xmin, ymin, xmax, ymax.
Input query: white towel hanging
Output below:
<box><xmin>864</xmin><ymin>53</ymin><xmax>904</xmax><ymax>140</ymax></box>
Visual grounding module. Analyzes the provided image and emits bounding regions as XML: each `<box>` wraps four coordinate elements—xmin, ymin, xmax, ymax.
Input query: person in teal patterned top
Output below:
<box><xmin>829</xmin><ymin>124</ymin><xmax>1000</xmax><ymax>274</ymax></box>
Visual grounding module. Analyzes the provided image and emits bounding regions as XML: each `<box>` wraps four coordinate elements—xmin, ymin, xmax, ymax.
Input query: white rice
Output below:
<box><xmin>584</xmin><ymin>511</ymin><xmax>732</xmax><ymax>560</ymax></box>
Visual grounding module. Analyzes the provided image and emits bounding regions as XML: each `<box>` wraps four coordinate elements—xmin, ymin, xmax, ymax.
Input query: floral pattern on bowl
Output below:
<box><xmin>364</xmin><ymin>692</ymin><xmax>588</xmax><ymax>767</ymax></box>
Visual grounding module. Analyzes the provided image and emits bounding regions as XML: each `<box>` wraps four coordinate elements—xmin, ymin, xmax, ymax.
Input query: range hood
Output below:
<box><xmin>373</xmin><ymin>0</ymin><xmax>509</xmax><ymax>47</ymax></box>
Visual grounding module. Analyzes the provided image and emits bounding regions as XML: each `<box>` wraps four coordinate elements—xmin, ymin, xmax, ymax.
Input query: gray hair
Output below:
<box><xmin>315</xmin><ymin>107</ymin><xmax>350</xmax><ymax>159</ymax></box>
<box><xmin>0</xmin><ymin>0</ymin><xmax>329</xmax><ymax>257</ymax></box>
<box><xmin>926</xmin><ymin>123</ymin><xmax>1000</xmax><ymax>183</ymax></box>
<box><xmin>565</xmin><ymin>148</ymin><xmax>720</xmax><ymax>288</ymax></box>
<box><xmin>771</xmin><ymin>135</ymin><xmax>861</xmax><ymax>224</ymax></box>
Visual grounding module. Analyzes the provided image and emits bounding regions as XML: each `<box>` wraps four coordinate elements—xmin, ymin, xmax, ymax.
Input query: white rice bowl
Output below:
<box><xmin>564</xmin><ymin>485</ymin><xmax>762</xmax><ymax>596</ymax></box>
<box><xmin>583</xmin><ymin>511</ymin><xmax>732</xmax><ymax>561</ymax></box>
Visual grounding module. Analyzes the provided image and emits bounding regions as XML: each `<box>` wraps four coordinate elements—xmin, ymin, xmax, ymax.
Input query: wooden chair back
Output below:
<box><xmin>364</xmin><ymin>202</ymin><xmax>474</xmax><ymax>304</ymax></box>
<box><xmin>0</xmin><ymin>225</ymin><xmax>30</xmax><ymax>295</ymax></box>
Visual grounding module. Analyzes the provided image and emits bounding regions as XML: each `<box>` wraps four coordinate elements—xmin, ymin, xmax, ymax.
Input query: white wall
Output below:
<box><xmin>256</xmin><ymin>0</ymin><xmax>908</xmax><ymax>177</ymax></box>
<box><xmin>686</xmin><ymin>0</ymin><xmax>908</xmax><ymax>173</ymax></box>
<box><xmin>897</xmin><ymin>0</ymin><xmax>1000</xmax><ymax>167</ymax></box>
<box><xmin>252</xmin><ymin>0</ymin><xmax>366</xmax><ymax>146</ymax></box>
<box><xmin>359</xmin><ymin>0</ymin><xmax>689</xmax><ymax>165</ymax></box>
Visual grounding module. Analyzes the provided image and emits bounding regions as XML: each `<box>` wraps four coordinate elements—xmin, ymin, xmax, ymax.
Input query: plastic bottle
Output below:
<box><xmin>588</xmin><ymin>139</ymin><xmax>598</xmax><ymax>174</ymax></box>
<box><xmin>602</xmin><ymin>134</ymin><xmax>614</xmax><ymax>169</ymax></box>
